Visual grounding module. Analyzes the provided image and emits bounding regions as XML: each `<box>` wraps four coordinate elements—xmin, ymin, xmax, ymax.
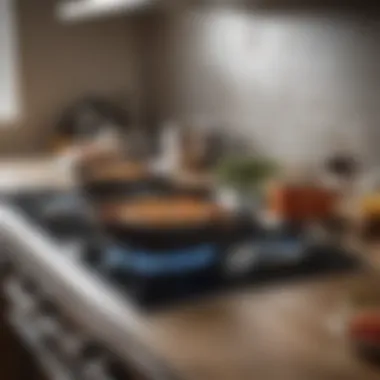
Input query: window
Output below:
<box><xmin>0</xmin><ymin>0</ymin><xmax>20</xmax><ymax>123</ymax></box>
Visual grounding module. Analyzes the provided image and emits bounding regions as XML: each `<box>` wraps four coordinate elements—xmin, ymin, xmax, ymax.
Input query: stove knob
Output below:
<box><xmin>19</xmin><ymin>276</ymin><xmax>40</xmax><ymax>296</ymax></box>
<box><xmin>82</xmin><ymin>355</ymin><xmax>144</xmax><ymax>380</ymax></box>
<box><xmin>81</xmin><ymin>358</ymin><xmax>108</xmax><ymax>380</ymax></box>
<box><xmin>37</xmin><ymin>315</ymin><xmax>64</xmax><ymax>354</ymax></box>
<box><xmin>59</xmin><ymin>333</ymin><xmax>104</xmax><ymax>373</ymax></box>
<box><xmin>39</xmin><ymin>299</ymin><xmax>60</xmax><ymax>317</ymax></box>
<box><xmin>80</xmin><ymin>343</ymin><xmax>105</xmax><ymax>361</ymax></box>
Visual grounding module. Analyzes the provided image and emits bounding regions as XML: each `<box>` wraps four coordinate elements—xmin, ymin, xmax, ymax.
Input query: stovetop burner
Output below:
<box><xmin>5</xmin><ymin>190</ymin><xmax>360</xmax><ymax>310</ymax></box>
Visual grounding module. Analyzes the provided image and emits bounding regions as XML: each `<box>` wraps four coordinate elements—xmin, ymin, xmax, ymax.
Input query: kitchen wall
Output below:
<box><xmin>144</xmin><ymin>9</ymin><xmax>380</xmax><ymax>165</ymax></box>
<box><xmin>0</xmin><ymin>0</ymin><xmax>139</xmax><ymax>155</ymax></box>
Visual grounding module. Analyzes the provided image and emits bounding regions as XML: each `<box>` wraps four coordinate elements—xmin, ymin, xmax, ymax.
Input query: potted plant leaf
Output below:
<box><xmin>215</xmin><ymin>155</ymin><xmax>278</xmax><ymax>212</ymax></box>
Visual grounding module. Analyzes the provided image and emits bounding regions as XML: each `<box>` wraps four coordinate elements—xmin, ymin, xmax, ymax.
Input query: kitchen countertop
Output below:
<box><xmin>0</xmin><ymin>158</ymin><xmax>379</xmax><ymax>380</ymax></box>
<box><xmin>0</xmin><ymin>158</ymin><xmax>74</xmax><ymax>193</ymax></box>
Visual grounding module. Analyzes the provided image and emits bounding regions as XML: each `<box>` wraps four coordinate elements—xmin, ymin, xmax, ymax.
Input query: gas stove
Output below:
<box><xmin>5</xmin><ymin>190</ymin><xmax>359</xmax><ymax>309</ymax></box>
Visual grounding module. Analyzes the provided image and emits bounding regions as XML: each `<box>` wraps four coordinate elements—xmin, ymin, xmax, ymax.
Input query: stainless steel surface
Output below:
<box><xmin>9</xmin><ymin>310</ymin><xmax>74</xmax><ymax>380</ymax></box>
<box><xmin>0</xmin><ymin>159</ymin><xmax>74</xmax><ymax>195</ymax></box>
<box><xmin>0</xmin><ymin>205</ymin><xmax>178</xmax><ymax>380</ymax></box>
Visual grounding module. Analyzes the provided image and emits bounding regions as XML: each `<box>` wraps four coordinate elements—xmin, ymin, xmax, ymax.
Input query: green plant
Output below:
<box><xmin>216</xmin><ymin>156</ymin><xmax>278</xmax><ymax>193</ymax></box>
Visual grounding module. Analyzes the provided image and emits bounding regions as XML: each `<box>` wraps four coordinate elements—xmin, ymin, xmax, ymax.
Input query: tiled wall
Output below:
<box><xmin>143</xmin><ymin>9</ymin><xmax>380</xmax><ymax>165</ymax></box>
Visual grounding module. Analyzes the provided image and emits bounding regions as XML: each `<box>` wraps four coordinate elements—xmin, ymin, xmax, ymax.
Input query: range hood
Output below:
<box><xmin>57</xmin><ymin>0</ymin><xmax>154</xmax><ymax>21</ymax></box>
<box><xmin>58</xmin><ymin>0</ymin><xmax>370</xmax><ymax>22</ymax></box>
<box><xmin>57</xmin><ymin>0</ymin><xmax>254</xmax><ymax>21</ymax></box>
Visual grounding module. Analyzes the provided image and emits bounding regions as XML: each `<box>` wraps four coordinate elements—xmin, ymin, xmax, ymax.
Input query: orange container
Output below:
<box><xmin>269</xmin><ymin>185</ymin><xmax>337</xmax><ymax>222</ymax></box>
